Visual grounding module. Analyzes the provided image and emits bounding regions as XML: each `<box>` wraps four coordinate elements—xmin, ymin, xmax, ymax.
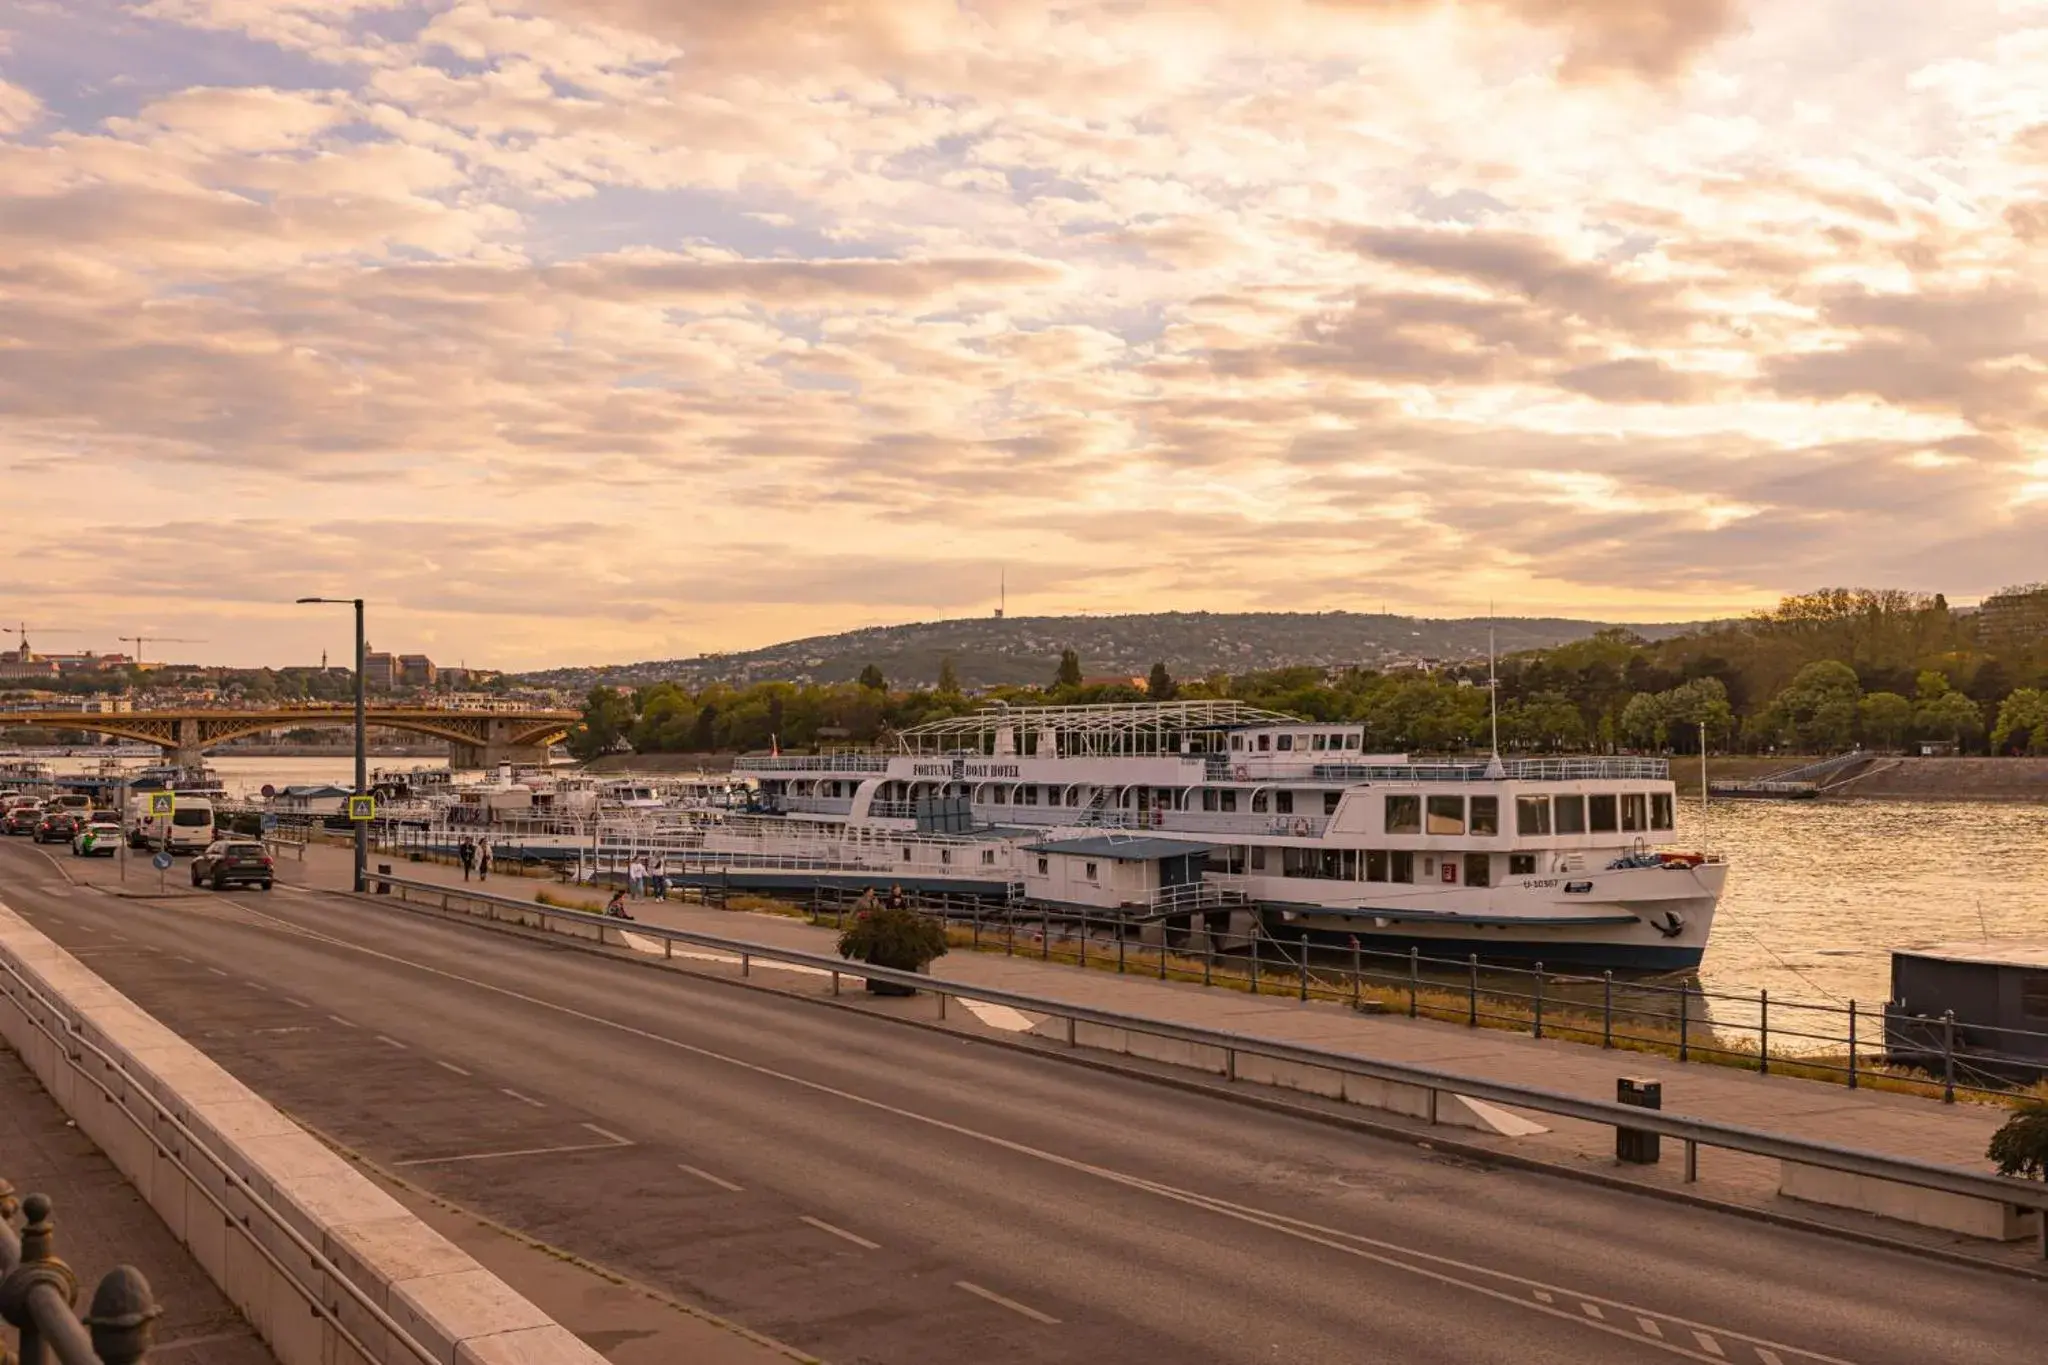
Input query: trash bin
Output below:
<box><xmin>1616</xmin><ymin>1076</ymin><xmax>1661</xmax><ymax>1164</ymax></box>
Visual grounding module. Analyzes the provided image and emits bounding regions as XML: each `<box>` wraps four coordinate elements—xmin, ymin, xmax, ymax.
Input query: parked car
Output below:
<box><xmin>34</xmin><ymin>811</ymin><xmax>85</xmax><ymax>844</ymax></box>
<box><xmin>72</xmin><ymin>819</ymin><xmax>123</xmax><ymax>857</ymax></box>
<box><xmin>4</xmin><ymin>806</ymin><xmax>45</xmax><ymax>836</ymax></box>
<box><xmin>137</xmin><ymin>795</ymin><xmax>216</xmax><ymax>854</ymax></box>
<box><xmin>190</xmin><ymin>840</ymin><xmax>274</xmax><ymax>890</ymax></box>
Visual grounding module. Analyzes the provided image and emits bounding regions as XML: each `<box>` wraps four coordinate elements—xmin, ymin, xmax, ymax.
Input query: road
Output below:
<box><xmin>0</xmin><ymin>839</ymin><xmax>2039</xmax><ymax>1364</ymax></box>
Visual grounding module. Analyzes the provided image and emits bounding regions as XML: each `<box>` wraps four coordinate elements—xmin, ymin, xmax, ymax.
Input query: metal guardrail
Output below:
<box><xmin>371</xmin><ymin>872</ymin><xmax>2048</xmax><ymax>1251</ymax></box>
<box><xmin>0</xmin><ymin>959</ymin><xmax>447</xmax><ymax>1365</ymax></box>
<box><xmin>1</xmin><ymin>1182</ymin><xmax>158</xmax><ymax>1364</ymax></box>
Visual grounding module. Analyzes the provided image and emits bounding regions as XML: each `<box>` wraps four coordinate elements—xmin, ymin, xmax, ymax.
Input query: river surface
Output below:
<box><xmin>35</xmin><ymin>754</ymin><xmax>2048</xmax><ymax>1013</ymax></box>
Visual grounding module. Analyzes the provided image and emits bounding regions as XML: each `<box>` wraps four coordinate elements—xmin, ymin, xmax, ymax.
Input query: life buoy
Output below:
<box><xmin>1291</xmin><ymin>818</ymin><xmax>1309</xmax><ymax>837</ymax></box>
<box><xmin>1233</xmin><ymin>765</ymin><xmax>1249</xmax><ymax>781</ymax></box>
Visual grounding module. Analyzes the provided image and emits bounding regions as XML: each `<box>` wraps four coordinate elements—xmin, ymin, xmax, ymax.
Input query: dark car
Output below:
<box><xmin>190</xmin><ymin>840</ymin><xmax>274</xmax><ymax>890</ymax></box>
<box><xmin>34</xmin><ymin>811</ymin><xmax>85</xmax><ymax>844</ymax></box>
<box><xmin>3</xmin><ymin>806</ymin><xmax>44</xmax><ymax>836</ymax></box>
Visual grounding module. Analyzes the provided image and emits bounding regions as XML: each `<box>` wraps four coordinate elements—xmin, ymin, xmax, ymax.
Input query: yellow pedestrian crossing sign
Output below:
<box><xmin>347</xmin><ymin>794</ymin><xmax>377</xmax><ymax>821</ymax></box>
<box><xmin>146</xmin><ymin>792</ymin><xmax>175</xmax><ymax>817</ymax></box>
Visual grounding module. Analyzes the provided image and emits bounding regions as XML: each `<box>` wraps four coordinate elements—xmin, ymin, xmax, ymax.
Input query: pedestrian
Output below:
<box><xmin>458</xmin><ymin>836</ymin><xmax>476</xmax><ymax>882</ymax></box>
<box><xmin>649</xmin><ymin>856</ymin><xmax>667</xmax><ymax>902</ymax></box>
<box><xmin>605</xmin><ymin>887</ymin><xmax>634</xmax><ymax>921</ymax></box>
<box><xmin>628</xmin><ymin>856</ymin><xmax>646</xmax><ymax>899</ymax></box>
<box><xmin>477</xmin><ymin>836</ymin><xmax>493</xmax><ymax>882</ymax></box>
<box><xmin>887</xmin><ymin>883</ymin><xmax>907</xmax><ymax>911</ymax></box>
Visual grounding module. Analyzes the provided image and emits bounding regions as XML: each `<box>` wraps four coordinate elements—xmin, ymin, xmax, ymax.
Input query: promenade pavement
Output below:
<box><xmin>306</xmin><ymin>843</ymin><xmax>2021</xmax><ymax>1252</ymax></box>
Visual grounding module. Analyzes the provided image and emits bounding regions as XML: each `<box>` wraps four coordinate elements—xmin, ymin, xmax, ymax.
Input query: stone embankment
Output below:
<box><xmin>1829</xmin><ymin>756</ymin><xmax>2048</xmax><ymax>802</ymax></box>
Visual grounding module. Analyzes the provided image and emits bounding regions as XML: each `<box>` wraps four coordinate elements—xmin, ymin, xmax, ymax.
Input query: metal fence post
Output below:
<box><xmin>1250</xmin><ymin>933</ymin><xmax>1260</xmax><ymax>994</ymax></box>
<box><xmin>1158</xmin><ymin>927</ymin><xmax>1168</xmax><ymax>980</ymax></box>
<box><xmin>1847</xmin><ymin>999</ymin><xmax>1858</xmax><ymax>1089</ymax></box>
<box><xmin>1467</xmin><ymin>954</ymin><xmax>1478</xmax><ymax>1027</ymax></box>
<box><xmin>1533</xmin><ymin>963</ymin><xmax>1544</xmax><ymax>1039</ymax></box>
<box><xmin>1353</xmin><ymin>940</ymin><xmax>1363</xmax><ymax>1008</ymax></box>
<box><xmin>1117</xmin><ymin>924</ymin><xmax>1125</xmax><ymax>974</ymax></box>
<box><xmin>1759</xmin><ymin>988</ymin><xmax>1770</xmax><ymax>1074</ymax></box>
<box><xmin>1942</xmin><ymin>1010</ymin><xmax>1956</xmax><ymax>1103</ymax></box>
<box><xmin>1203</xmin><ymin>934</ymin><xmax>1212</xmax><ymax>987</ymax></box>
<box><xmin>1298</xmin><ymin>941</ymin><xmax>1308</xmax><ymax>1001</ymax></box>
<box><xmin>1602</xmin><ymin>971</ymin><xmax>1613</xmax><ymax>1048</ymax></box>
<box><xmin>1042</xmin><ymin>907</ymin><xmax>1050</xmax><ymax>959</ymax></box>
<box><xmin>1679</xmin><ymin>985</ymin><xmax>1690</xmax><ymax>1062</ymax></box>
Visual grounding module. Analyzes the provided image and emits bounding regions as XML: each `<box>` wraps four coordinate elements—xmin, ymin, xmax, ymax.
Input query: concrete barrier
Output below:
<box><xmin>1780</xmin><ymin>1161</ymin><xmax>2046</xmax><ymax>1242</ymax></box>
<box><xmin>0</xmin><ymin>900</ymin><xmax>608</xmax><ymax>1365</ymax></box>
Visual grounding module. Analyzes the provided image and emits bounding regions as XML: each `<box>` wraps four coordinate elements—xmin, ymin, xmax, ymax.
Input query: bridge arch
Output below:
<box><xmin>3</xmin><ymin>708</ymin><xmax>575</xmax><ymax>768</ymax></box>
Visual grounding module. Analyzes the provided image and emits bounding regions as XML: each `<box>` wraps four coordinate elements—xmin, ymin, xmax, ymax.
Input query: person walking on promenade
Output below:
<box><xmin>477</xmin><ymin>836</ymin><xmax>494</xmax><ymax>882</ymax></box>
<box><xmin>458</xmin><ymin>836</ymin><xmax>476</xmax><ymax>882</ymax></box>
<box><xmin>648</xmin><ymin>856</ymin><xmax>667</xmax><ymax>902</ymax></box>
<box><xmin>886</xmin><ymin>883</ymin><xmax>907</xmax><ymax>911</ymax></box>
<box><xmin>628</xmin><ymin>856</ymin><xmax>646</xmax><ymax>899</ymax></box>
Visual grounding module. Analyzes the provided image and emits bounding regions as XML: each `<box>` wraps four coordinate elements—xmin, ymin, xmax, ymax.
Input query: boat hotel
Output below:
<box><xmin>732</xmin><ymin>701</ymin><xmax>1726</xmax><ymax>969</ymax></box>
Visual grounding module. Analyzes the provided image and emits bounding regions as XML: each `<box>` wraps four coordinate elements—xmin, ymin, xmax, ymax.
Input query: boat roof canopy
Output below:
<box><xmin>895</xmin><ymin>700</ymin><xmax>1301</xmax><ymax>754</ymax></box>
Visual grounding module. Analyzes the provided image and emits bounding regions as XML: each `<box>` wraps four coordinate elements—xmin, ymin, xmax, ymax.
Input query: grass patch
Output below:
<box><xmin>534</xmin><ymin>889</ymin><xmax>607</xmax><ymax>913</ymax></box>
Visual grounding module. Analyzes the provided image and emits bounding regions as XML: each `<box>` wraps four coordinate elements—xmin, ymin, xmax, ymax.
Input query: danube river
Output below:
<box><xmin>40</xmin><ymin>754</ymin><xmax>2048</xmax><ymax>1009</ymax></box>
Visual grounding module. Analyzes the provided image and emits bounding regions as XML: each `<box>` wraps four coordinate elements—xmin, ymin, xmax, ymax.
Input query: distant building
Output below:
<box><xmin>362</xmin><ymin>650</ymin><xmax>398</xmax><ymax>691</ymax></box>
<box><xmin>399</xmin><ymin>654</ymin><xmax>437</xmax><ymax>687</ymax></box>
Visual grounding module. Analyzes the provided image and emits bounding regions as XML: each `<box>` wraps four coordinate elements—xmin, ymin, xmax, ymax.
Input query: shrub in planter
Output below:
<box><xmin>1987</xmin><ymin>1096</ymin><xmax>2048</xmax><ymax>1180</ymax></box>
<box><xmin>837</xmin><ymin>904</ymin><xmax>949</xmax><ymax>995</ymax></box>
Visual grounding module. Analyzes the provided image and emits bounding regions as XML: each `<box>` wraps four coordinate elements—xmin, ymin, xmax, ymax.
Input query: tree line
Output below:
<box><xmin>564</xmin><ymin>586</ymin><xmax>2048</xmax><ymax>759</ymax></box>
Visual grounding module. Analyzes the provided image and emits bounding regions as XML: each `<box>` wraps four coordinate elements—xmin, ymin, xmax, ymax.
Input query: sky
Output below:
<box><xmin>0</xmin><ymin>1</ymin><xmax>2045</xmax><ymax>672</ymax></box>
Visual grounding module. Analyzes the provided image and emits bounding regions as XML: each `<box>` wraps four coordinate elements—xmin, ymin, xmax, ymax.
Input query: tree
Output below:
<box><xmin>1991</xmin><ymin>688</ymin><xmax>2048</xmax><ymax>755</ymax></box>
<box><xmin>1146</xmin><ymin>661</ymin><xmax>1177</xmax><ymax>701</ymax></box>
<box><xmin>936</xmin><ymin>656</ymin><xmax>960</xmax><ymax>696</ymax></box>
<box><xmin>1055</xmin><ymin>648</ymin><xmax>1082</xmax><ymax>688</ymax></box>
<box><xmin>857</xmin><ymin>664</ymin><xmax>887</xmax><ymax>691</ymax></box>
<box><xmin>566</xmin><ymin>686</ymin><xmax>635</xmax><ymax>760</ymax></box>
<box><xmin>1764</xmin><ymin>661</ymin><xmax>1863</xmax><ymax>751</ymax></box>
<box><xmin>1858</xmin><ymin>691</ymin><xmax>1913</xmax><ymax>749</ymax></box>
<box><xmin>1917</xmin><ymin>688</ymin><xmax>1984</xmax><ymax>748</ymax></box>
<box><xmin>1619</xmin><ymin>692</ymin><xmax>1665</xmax><ymax>750</ymax></box>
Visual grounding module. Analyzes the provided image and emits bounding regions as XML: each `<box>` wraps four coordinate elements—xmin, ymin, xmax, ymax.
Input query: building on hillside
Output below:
<box><xmin>399</xmin><ymin>654</ymin><xmax>437</xmax><ymax>687</ymax></box>
<box><xmin>1977</xmin><ymin>584</ymin><xmax>2048</xmax><ymax>647</ymax></box>
<box><xmin>0</xmin><ymin>652</ymin><xmax>60</xmax><ymax>680</ymax></box>
<box><xmin>362</xmin><ymin>650</ymin><xmax>398</xmax><ymax>691</ymax></box>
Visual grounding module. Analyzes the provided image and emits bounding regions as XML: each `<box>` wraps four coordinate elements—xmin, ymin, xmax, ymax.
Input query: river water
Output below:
<box><xmin>37</xmin><ymin>754</ymin><xmax>2048</xmax><ymax>1011</ymax></box>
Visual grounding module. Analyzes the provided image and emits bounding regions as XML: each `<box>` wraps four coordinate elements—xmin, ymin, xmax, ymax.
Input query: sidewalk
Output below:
<box><xmin>312</xmin><ymin>844</ymin><xmax>2025</xmax><ymax>1252</ymax></box>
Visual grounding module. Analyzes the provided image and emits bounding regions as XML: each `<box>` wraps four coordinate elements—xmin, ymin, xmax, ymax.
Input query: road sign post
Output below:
<box><xmin>151</xmin><ymin>849</ymin><xmax>172</xmax><ymax>894</ymax></box>
<box><xmin>348</xmin><ymin>794</ymin><xmax>377</xmax><ymax>822</ymax></box>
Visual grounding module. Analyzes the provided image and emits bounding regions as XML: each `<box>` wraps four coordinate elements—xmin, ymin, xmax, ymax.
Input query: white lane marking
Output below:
<box><xmin>1694</xmin><ymin>1333</ymin><xmax>1724</xmax><ymax>1357</ymax></box>
<box><xmin>110</xmin><ymin>933</ymin><xmax>130</xmax><ymax>942</ymax></box>
<box><xmin>328</xmin><ymin>1014</ymin><xmax>358</xmax><ymax>1028</ymax></box>
<box><xmin>500</xmin><ymin>1087</ymin><xmax>545</xmax><ymax>1108</ymax></box>
<box><xmin>679</xmin><ymin>1164</ymin><xmax>743</xmax><ymax>1193</ymax></box>
<box><xmin>580</xmin><ymin>1123</ymin><xmax>629</xmax><ymax>1144</ymax></box>
<box><xmin>959</xmin><ymin>998</ymin><xmax>1036</xmax><ymax>1032</ymax></box>
<box><xmin>282</xmin><ymin>997</ymin><xmax>309</xmax><ymax>1009</ymax></box>
<box><xmin>800</xmin><ymin>1215</ymin><xmax>880</xmax><ymax>1250</ymax></box>
<box><xmin>375</xmin><ymin>1034</ymin><xmax>408</xmax><ymax>1050</ymax></box>
<box><xmin>955</xmin><ymin>1280</ymin><xmax>1059</xmax><ymax>1325</ymax></box>
<box><xmin>436</xmin><ymin>1060</ymin><xmax>472</xmax><ymax>1076</ymax></box>
<box><xmin>1582</xmin><ymin>1303</ymin><xmax>1604</xmax><ymax>1321</ymax></box>
<box><xmin>220</xmin><ymin>896</ymin><xmax>1849</xmax><ymax>1365</ymax></box>
<box><xmin>1532</xmin><ymin>1290</ymin><xmax>1553</xmax><ymax>1304</ymax></box>
<box><xmin>245</xmin><ymin>981</ymin><xmax>268</xmax><ymax>992</ymax></box>
<box><xmin>1758</xmin><ymin>1351</ymin><xmax>1784</xmax><ymax>1365</ymax></box>
<box><xmin>393</xmin><ymin>1131</ymin><xmax>632</xmax><ymax>1167</ymax></box>
<box><xmin>206</xmin><ymin>966</ymin><xmax>229</xmax><ymax>976</ymax></box>
<box><xmin>1639</xmin><ymin>1318</ymin><xmax>1664</xmax><ymax>1339</ymax></box>
<box><xmin>173</xmin><ymin>955</ymin><xmax>191</xmax><ymax>963</ymax></box>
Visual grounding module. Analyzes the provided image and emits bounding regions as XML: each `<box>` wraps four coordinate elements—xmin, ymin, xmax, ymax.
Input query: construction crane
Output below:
<box><xmin>3</xmin><ymin>623</ymin><xmax>82</xmax><ymax>658</ymax></box>
<box><xmin>118</xmin><ymin>635</ymin><xmax>207</xmax><ymax>667</ymax></box>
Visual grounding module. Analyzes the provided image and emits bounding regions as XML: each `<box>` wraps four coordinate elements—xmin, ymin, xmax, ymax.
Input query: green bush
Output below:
<box><xmin>1986</xmin><ymin>1097</ymin><xmax>2048</xmax><ymax>1179</ymax></box>
<box><xmin>837</xmin><ymin>904</ymin><xmax>949</xmax><ymax>973</ymax></box>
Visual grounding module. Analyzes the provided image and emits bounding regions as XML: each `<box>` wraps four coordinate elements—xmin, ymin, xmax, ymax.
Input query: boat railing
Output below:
<box><xmin>1312</xmin><ymin>757</ymin><xmax>1671</xmax><ymax>783</ymax></box>
<box><xmin>740</xmin><ymin>755</ymin><xmax>892</xmax><ymax>773</ymax></box>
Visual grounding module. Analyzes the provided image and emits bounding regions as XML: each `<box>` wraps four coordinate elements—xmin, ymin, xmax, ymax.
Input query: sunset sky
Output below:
<box><xmin>2</xmin><ymin>1</ymin><xmax>2045</xmax><ymax>670</ymax></box>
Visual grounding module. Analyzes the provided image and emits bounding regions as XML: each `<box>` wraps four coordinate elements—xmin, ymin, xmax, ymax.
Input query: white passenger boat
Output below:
<box><xmin>730</xmin><ymin>701</ymin><xmax>1725</xmax><ymax>970</ymax></box>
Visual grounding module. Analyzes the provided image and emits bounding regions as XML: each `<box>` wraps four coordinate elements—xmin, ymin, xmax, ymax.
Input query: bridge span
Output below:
<box><xmin>0</xmin><ymin>705</ymin><xmax>576</xmax><ymax>767</ymax></box>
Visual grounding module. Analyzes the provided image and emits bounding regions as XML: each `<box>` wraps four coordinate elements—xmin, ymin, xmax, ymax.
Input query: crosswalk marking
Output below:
<box><xmin>1693</xmin><ymin>1331</ymin><xmax>1724</xmax><ymax>1357</ymax></box>
<box><xmin>1637</xmin><ymin>1318</ymin><xmax>1662</xmax><ymax>1339</ymax></box>
<box><xmin>1580</xmin><ymin>1303</ymin><xmax>1604</xmax><ymax>1321</ymax></box>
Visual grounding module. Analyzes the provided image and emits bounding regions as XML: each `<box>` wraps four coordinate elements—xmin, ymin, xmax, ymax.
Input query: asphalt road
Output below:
<box><xmin>1</xmin><ymin>839</ymin><xmax>2040</xmax><ymax>1365</ymax></box>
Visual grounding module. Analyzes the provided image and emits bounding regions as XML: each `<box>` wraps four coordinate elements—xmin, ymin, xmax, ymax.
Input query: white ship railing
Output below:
<box><xmin>742</xmin><ymin>755</ymin><xmax>891</xmax><ymax>773</ymax></box>
<box><xmin>1313</xmin><ymin>757</ymin><xmax>1670</xmax><ymax>783</ymax></box>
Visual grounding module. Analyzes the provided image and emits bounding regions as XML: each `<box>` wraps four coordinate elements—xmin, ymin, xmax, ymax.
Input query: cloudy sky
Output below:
<box><xmin>1</xmin><ymin>1</ymin><xmax>2045</xmax><ymax>670</ymax></box>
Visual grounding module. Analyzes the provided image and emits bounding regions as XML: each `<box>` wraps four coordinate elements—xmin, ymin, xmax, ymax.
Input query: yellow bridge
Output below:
<box><xmin>2</xmin><ymin>706</ymin><xmax>578</xmax><ymax>767</ymax></box>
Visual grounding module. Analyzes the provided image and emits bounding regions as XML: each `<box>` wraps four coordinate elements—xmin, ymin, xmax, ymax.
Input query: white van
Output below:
<box><xmin>139</xmin><ymin>796</ymin><xmax>216</xmax><ymax>854</ymax></box>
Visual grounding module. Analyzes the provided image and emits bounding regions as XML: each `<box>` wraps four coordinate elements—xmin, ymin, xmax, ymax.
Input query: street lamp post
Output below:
<box><xmin>297</xmin><ymin>596</ymin><xmax>367</xmax><ymax>893</ymax></box>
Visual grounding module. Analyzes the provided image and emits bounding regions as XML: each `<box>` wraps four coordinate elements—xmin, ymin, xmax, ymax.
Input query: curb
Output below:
<box><xmin>343</xmin><ymin>887</ymin><xmax>2048</xmax><ymax>1285</ymax></box>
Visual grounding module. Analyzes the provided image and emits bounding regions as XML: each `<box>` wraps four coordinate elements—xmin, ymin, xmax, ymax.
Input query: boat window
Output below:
<box><xmin>1203</xmin><ymin>789</ymin><xmax>1219</xmax><ymax>812</ymax></box>
<box><xmin>1621</xmin><ymin>793</ymin><xmax>1646</xmax><ymax>832</ymax></box>
<box><xmin>1019</xmin><ymin>785</ymin><xmax>1039</xmax><ymax>806</ymax></box>
<box><xmin>2024</xmin><ymin>975</ymin><xmax>2048</xmax><ymax>1020</ymax></box>
<box><xmin>1276</xmin><ymin>735</ymin><xmax>1293</xmax><ymax>751</ymax></box>
<box><xmin>1323</xmin><ymin>791</ymin><xmax>1340</xmax><ymax>816</ymax></box>
<box><xmin>1650</xmin><ymin>793</ymin><xmax>1674</xmax><ymax>830</ymax></box>
<box><xmin>1516</xmin><ymin>796</ymin><xmax>1551</xmax><ymax>836</ymax></box>
<box><xmin>1249</xmin><ymin>846</ymin><xmax>1267</xmax><ymax>871</ymax></box>
<box><xmin>1385</xmin><ymin>794</ymin><xmax>1421</xmax><ymax>834</ymax></box>
<box><xmin>1311</xmin><ymin>734</ymin><xmax>1326</xmax><ymax>751</ymax></box>
<box><xmin>1085</xmin><ymin>862</ymin><xmax>1098</xmax><ymax>881</ymax></box>
<box><xmin>983</xmin><ymin>849</ymin><xmax>997</xmax><ymax>865</ymax></box>
<box><xmin>1554</xmin><ymin>795</ymin><xmax>1587</xmax><ymax>834</ymax></box>
<box><xmin>1390</xmin><ymin>850</ymin><xmax>1415</xmax><ymax>883</ymax></box>
<box><xmin>1252</xmin><ymin>791</ymin><xmax>1269</xmax><ymax>813</ymax></box>
<box><xmin>1340</xmin><ymin>849</ymin><xmax>1358</xmax><ymax>879</ymax></box>
<box><xmin>1231</xmin><ymin>735</ymin><xmax>1244</xmax><ymax>751</ymax></box>
<box><xmin>902</xmin><ymin>846</ymin><xmax>912</xmax><ymax>861</ymax></box>
<box><xmin>1470</xmin><ymin>796</ymin><xmax>1499</xmax><ymax>836</ymax></box>
<box><xmin>1220</xmin><ymin>789</ymin><xmax>1238</xmax><ymax>812</ymax></box>
<box><xmin>940</xmin><ymin>849</ymin><xmax>952</xmax><ymax>864</ymax></box>
<box><xmin>1037</xmin><ymin>856</ymin><xmax>1049</xmax><ymax>875</ymax></box>
<box><xmin>1464</xmin><ymin>853</ymin><xmax>1491</xmax><ymax>888</ymax></box>
<box><xmin>1589</xmin><ymin>794</ymin><xmax>1618</xmax><ymax>833</ymax></box>
<box><xmin>1066</xmin><ymin>788</ymin><xmax>1081</xmax><ymax>807</ymax></box>
<box><xmin>1366</xmin><ymin>849</ymin><xmax>1388</xmax><ymax>882</ymax></box>
<box><xmin>991</xmin><ymin>786</ymin><xmax>1007</xmax><ymax>804</ymax></box>
<box><xmin>1426</xmin><ymin>795</ymin><xmax>1464</xmax><ymax>835</ymax></box>
<box><xmin>1275</xmin><ymin>790</ymin><xmax>1294</xmax><ymax>815</ymax></box>
<box><xmin>1509</xmin><ymin>853</ymin><xmax>1537</xmax><ymax>876</ymax></box>
<box><xmin>1344</xmin><ymin>734</ymin><xmax>1360</xmax><ymax>750</ymax></box>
